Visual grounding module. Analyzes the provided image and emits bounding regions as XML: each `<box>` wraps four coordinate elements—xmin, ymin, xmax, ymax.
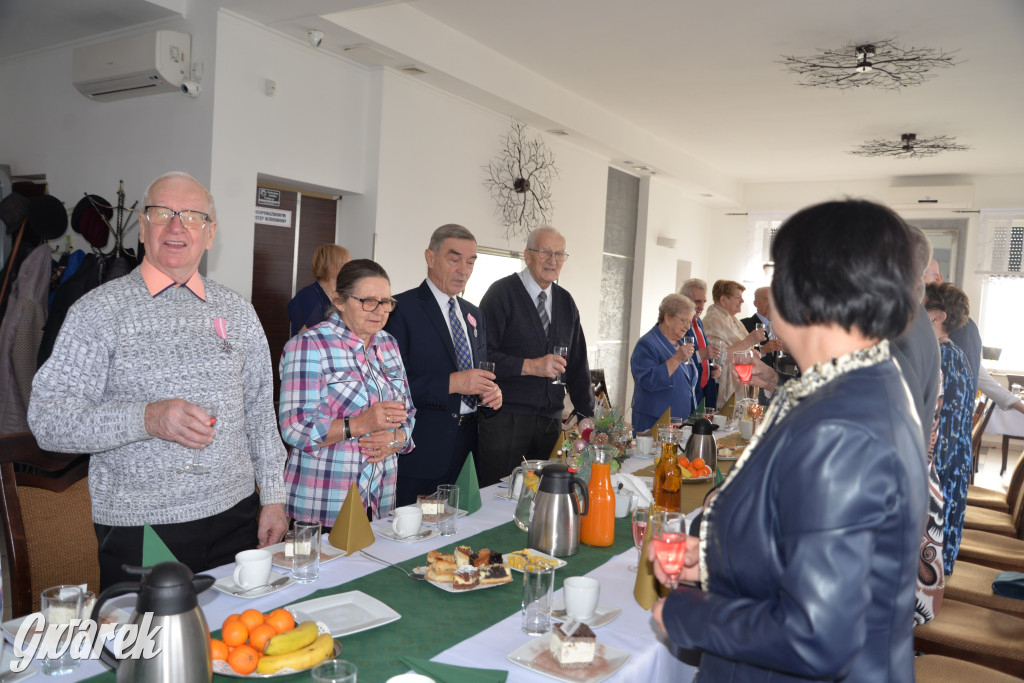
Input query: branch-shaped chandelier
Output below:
<box><xmin>850</xmin><ymin>133</ymin><xmax>970</xmax><ymax>158</ymax></box>
<box><xmin>781</xmin><ymin>39</ymin><xmax>959</xmax><ymax>90</ymax></box>
<box><xmin>484</xmin><ymin>120</ymin><xmax>558</xmax><ymax>240</ymax></box>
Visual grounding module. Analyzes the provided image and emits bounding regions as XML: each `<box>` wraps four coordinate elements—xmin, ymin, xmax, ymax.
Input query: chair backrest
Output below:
<box><xmin>1009</xmin><ymin>448</ymin><xmax>1024</xmax><ymax>537</ymax></box>
<box><xmin>972</xmin><ymin>399</ymin><xmax>995</xmax><ymax>458</ymax></box>
<box><xmin>1006</xmin><ymin>374</ymin><xmax>1024</xmax><ymax>392</ymax></box>
<box><xmin>590</xmin><ymin>369</ymin><xmax>610</xmax><ymax>410</ymax></box>
<box><xmin>0</xmin><ymin>432</ymin><xmax>97</xmax><ymax>617</ymax></box>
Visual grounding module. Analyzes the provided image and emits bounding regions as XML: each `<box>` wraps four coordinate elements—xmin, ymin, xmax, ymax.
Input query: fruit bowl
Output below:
<box><xmin>213</xmin><ymin>609</ymin><xmax>338</xmax><ymax>678</ymax></box>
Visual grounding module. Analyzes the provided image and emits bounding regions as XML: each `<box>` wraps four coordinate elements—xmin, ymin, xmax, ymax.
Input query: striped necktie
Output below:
<box><xmin>692</xmin><ymin>317</ymin><xmax>709</xmax><ymax>387</ymax></box>
<box><xmin>449</xmin><ymin>298</ymin><xmax>475</xmax><ymax>410</ymax></box>
<box><xmin>537</xmin><ymin>290</ymin><xmax>550</xmax><ymax>335</ymax></box>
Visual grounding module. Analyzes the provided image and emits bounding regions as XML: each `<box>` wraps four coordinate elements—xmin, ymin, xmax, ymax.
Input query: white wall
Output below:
<box><xmin>370</xmin><ymin>70</ymin><xmax>609</xmax><ymax>347</ymax></box>
<box><xmin>0</xmin><ymin>13</ymin><xmax>217</xmax><ymax>254</ymax></box>
<box><xmin>208</xmin><ymin>12</ymin><xmax>374</xmax><ymax>297</ymax></box>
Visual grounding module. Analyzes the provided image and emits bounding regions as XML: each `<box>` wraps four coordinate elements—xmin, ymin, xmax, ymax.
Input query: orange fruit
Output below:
<box><xmin>223</xmin><ymin>613</ymin><xmax>241</xmax><ymax>626</ymax></box>
<box><xmin>691</xmin><ymin>458</ymin><xmax>705</xmax><ymax>470</ymax></box>
<box><xmin>221</xmin><ymin>620</ymin><xmax>249</xmax><ymax>648</ymax></box>
<box><xmin>239</xmin><ymin>608</ymin><xmax>265</xmax><ymax>632</ymax></box>
<box><xmin>702</xmin><ymin>466</ymin><xmax>712</xmax><ymax>477</ymax></box>
<box><xmin>227</xmin><ymin>644</ymin><xmax>260</xmax><ymax>675</ymax></box>
<box><xmin>248</xmin><ymin>623</ymin><xmax>278</xmax><ymax>652</ymax></box>
<box><xmin>210</xmin><ymin>638</ymin><xmax>229</xmax><ymax>662</ymax></box>
<box><xmin>677</xmin><ymin>456</ymin><xmax>690</xmax><ymax>468</ymax></box>
<box><xmin>265</xmin><ymin>608</ymin><xmax>295</xmax><ymax>634</ymax></box>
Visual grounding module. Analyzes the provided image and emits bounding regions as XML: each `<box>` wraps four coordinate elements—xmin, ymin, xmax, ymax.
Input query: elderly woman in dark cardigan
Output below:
<box><xmin>649</xmin><ymin>199</ymin><xmax>927</xmax><ymax>682</ymax></box>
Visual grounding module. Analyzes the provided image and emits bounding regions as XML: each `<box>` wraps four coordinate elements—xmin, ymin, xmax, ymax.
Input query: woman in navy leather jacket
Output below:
<box><xmin>650</xmin><ymin>199</ymin><xmax>928</xmax><ymax>682</ymax></box>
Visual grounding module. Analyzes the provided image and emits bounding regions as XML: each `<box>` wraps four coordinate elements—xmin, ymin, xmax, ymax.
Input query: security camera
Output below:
<box><xmin>307</xmin><ymin>30</ymin><xmax>324</xmax><ymax>48</ymax></box>
<box><xmin>181</xmin><ymin>80</ymin><xmax>201</xmax><ymax>98</ymax></box>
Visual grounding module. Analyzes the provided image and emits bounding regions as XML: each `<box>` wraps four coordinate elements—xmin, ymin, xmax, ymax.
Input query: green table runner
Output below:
<box><xmin>84</xmin><ymin>517</ymin><xmax>634</xmax><ymax>682</ymax></box>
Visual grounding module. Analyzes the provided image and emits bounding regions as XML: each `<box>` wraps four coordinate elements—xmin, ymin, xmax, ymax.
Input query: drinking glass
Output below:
<box><xmin>436</xmin><ymin>484</ymin><xmax>459</xmax><ymax>536</ymax></box>
<box><xmin>522</xmin><ymin>562</ymin><xmax>555</xmax><ymax>635</ymax></box>
<box><xmin>291</xmin><ymin>521</ymin><xmax>321</xmax><ymax>583</ymax></box>
<box><xmin>629</xmin><ymin>505</ymin><xmax>650</xmax><ymax>573</ymax></box>
<box><xmin>552</xmin><ymin>346</ymin><xmax>568</xmax><ymax>385</ymax></box>
<box><xmin>312</xmin><ymin>659</ymin><xmax>357</xmax><ymax>682</ymax></box>
<box><xmin>650</xmin><ymin>511</ymin><xmax>687</xmax><ymax>589</ymax></box>
<box><xmin>182</xmin><ymin>402</ymin><xmax>217</xmax><ymax>475</ymax></box>
<box><xmin>477</xmin><ymin>361</ymin><xmax>496</xmax><ymax>403</ymax></box>
<box><xmin>733</xmin><ymin>350</ymin><xmax>756</xmax><ymax>388</ymax></box>
<box><xmin>40</xmin><ymin>585</ymin><xmax>83</xmax><ymax>675</ymax></box>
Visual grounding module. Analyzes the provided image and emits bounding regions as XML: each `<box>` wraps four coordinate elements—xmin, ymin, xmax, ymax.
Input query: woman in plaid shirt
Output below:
<box><xmin>279</xmin><ymin>260</ymin><xmax>416</xmax><ymax>523</ymax></box>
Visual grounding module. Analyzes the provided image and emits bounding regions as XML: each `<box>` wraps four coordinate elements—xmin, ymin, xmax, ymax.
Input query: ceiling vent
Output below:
<box><xmin>399</xmin><ymin>65</ymin><xmax>427</xmax><ymax>75</ymax></box>
<box><xmin>886</xmin><ymin>185</ymin><xmax>974</xmax><ymax>210</ymax></box>
<box><xmin>342</xmin><ymin>44</ymin><xmax>398</xmax><ymax>66</ymax></box>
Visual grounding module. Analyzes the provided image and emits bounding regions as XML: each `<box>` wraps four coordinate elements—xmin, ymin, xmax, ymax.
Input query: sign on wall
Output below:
<box><xmin>257</xmin><ymin>188</ymin><xmax>281</xmax><ymax>206</ymax></box>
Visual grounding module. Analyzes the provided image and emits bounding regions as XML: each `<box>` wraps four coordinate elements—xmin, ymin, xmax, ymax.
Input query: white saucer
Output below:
<box><xmin>551</xmin><ymin>600</ymin><xmax>622</xmax><ymax>629</ymax></box>
<box><xmin>213</xmin><ymin>572</ymin><xmax>295</xmax><ymax>599</ymax></box>
<box><xmin>375</xmin><ymin>526</ymin><xmax>439</xmax><ymax>543</ymax></box>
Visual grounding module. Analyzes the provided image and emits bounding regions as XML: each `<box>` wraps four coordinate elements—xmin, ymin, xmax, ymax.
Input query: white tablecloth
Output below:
<box><xmin>986</xmin><ymin>405</ymin><xmax>1024</xmax><ymax>438</ymax></box>
<box><xmin>44</xmin><ymin>456</ymin><xmax>694</xmax><ymax>682</ymax></box>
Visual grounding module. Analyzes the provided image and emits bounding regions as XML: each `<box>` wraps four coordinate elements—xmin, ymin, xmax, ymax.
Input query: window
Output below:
<box><xmin>461</xmin><ymin>247</ymin><xmax>524</xmax><ymax>305</ymax></box>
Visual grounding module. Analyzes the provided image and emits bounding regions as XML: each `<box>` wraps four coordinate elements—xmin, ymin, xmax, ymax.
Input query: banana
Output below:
<box><xmin>262</xmin><ymin>620</ymin><xmax>319</xmax><ymax>656</ymax></box>
<box><xmin>256</xmin><ymin>633</ymin><xmax>336</xmax><ymax>675</ymax></box>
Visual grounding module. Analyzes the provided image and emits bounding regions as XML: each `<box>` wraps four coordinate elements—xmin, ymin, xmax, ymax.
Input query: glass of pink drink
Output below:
<box><xmin>650</xmin><ymin>511</ymin><xmax>687</xmax><ymax>589</ymax></box>
<box><xmin>629</xmin><ymin>505</ymin><xmax>650</xmax><ymax>573</ymax></box>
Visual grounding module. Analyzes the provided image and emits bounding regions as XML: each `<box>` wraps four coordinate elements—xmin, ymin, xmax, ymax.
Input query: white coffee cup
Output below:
<box><xmin>385</xmin><ymin>675</ymin><xmax>435</xmax><ymax>683</ymax></box>
<box><xmin>614</xmin><ymin>492</ymin><xmax>632</xmax><ymax>518</ymax></box>
<box><xmin>739</xmin><ymin>419</ymin><xmax>754</xmax><ymax>440</ymax></box>
<box><xmin>636</xmin><ymin>435</ymin><xmax>654</xmax><ymax>455</ymax></box>
<box><xmin>233</xmin><ymin>548</ymin><xmax>272</xmax><ymax>589</ymax></box>
<box><xmin>712</xmin><ymin>414</ymin><xmax>728</xmax><ymax>428</ymax></box>
<box><xmin>563</xmin><ymin>576</ymin><xmax>600</xmax><ymax>620</ymax></box>
<box><xmin>392</xmin><ymin>506</ymin><xmax>423</xmax><ymax>537</ymax></box>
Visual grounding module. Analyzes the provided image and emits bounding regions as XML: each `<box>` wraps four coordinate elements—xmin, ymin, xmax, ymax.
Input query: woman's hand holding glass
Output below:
<box><xmin>647</xmin><ymin>530</ymin><xmax>701</xmax><ymax>586</ymax></box>
<box><xmin>350</xmin><ymin>399</ymin><xmax>407</xmax><ymax>435</ymax></box>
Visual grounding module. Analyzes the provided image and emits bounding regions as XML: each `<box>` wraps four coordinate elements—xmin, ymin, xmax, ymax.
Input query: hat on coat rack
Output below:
<box><xmin>0</xmin><ymin>192</ymin><xmax>30</xmax><ymax>234</ymax></box>
<box><xmin>26</xmin><ymin>195</ymin><xmax>68</xmax><ymax>241</ymax></box>
<box><xmin>71</xmin><ymin>194</ymin><xmax>113</xmax><ymax>249</ymax></box>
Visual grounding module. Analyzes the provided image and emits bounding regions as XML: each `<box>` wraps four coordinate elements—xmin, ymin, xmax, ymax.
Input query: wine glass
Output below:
<box><xmin>650</xmin><ymin>511</ymin><xmax>687</xmax><ymax>589</ymax></box>
<box><xmin>552</xmin><ymin>346</ymin><xmax>568</xmax><ymax>385</ymax></box>
<box><xmin>380</xmin><ymin>380</ymin><xmax>408</xmax><ymax>451</ymax></box>
<box><xmin>477</xmin><ymin>361</ymin><xmax>496</xmax><ymax>404</ymax></box>
<box><xmin>629</xmin><ymin>504</ymin><xmax>650</xmax><ymax>573</ymax></box>
<box><xmin>182</xmin><ymin>403</ymin><xmax>217</xmax><ymax>475</ymax></box>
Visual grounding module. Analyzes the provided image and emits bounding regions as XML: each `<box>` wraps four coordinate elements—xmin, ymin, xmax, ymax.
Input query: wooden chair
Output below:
<box><xmin>943</xmin><ymin>560</ymin><xmax>1024</xmax><ymax>618</ymax></box>
<box><xmin>998</xmin><ymin>374</ymin><xmax>1024</xmax><ymax>476</ymax></box>
<box><xmin>914</xmin><ymin>599</ymin><xmax>1024</xmax><ymax>678</ymax></box>
<box><xmin>964</xmin><ymin>448</ymin><xmax>1024</xmax><ymax>537</ymax></box>
<box><xmin>968</xmin><ymin>448</ymin><xmax>1024</xmax><ymax>514</ymax></box>
<box><xmin>971</xmin><ymin>399</ymin><xmax>995</xmax><ymax>483</ymax></box>
<box><xmin>0</xmin><ymin>432</ymin><xmax>97</xmax><ymax>617</ymax></box>
<box><xmin>956</xmin><ymin>484</ymin><xmax>1024</xmax><ymax>571</ymax></box>
<box><xmin>915</xmin><ymin>654</ymin><xmax>1022</xmax><ymax>683</ymax></box>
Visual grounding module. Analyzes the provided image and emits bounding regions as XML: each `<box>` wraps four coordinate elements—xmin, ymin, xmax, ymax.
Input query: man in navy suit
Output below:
<box><xmin>385</xmin><ymin>225</ymin><xmax>502</xmax><ymax>506</ymax></box>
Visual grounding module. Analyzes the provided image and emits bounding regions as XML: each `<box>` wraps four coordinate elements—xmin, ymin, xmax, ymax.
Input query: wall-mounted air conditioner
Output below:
<box><xmin>73</xmin><ymin>30</ymin><xmax>190</xmax><ymax>102</ymax></box>
<box><xmin>885</xmin><ymin>185</ymin><xmax>974</xmax><ymax>211</ymax></box>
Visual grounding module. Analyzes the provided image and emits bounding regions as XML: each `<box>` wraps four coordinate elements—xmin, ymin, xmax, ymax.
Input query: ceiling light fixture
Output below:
<box><xmin>306</xmin><ymin>30</ymin><xmax>324</xmax><ymax>48</ymax></box>
<box><xmin>850</xmin><ymin>132</ymin><xmax>970</xmax><ymax>158</ymax></box>
<box><xmin>781</xmin><ymin>38</ymin><xmax>958</xmax><ymax>90</ymax></box>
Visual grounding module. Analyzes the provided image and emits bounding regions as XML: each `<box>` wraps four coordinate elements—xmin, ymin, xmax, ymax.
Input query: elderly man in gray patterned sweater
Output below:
<box><xmin>29</xmin><ymin>171</ymin><xmax>288</xmax><ymax>589</ymax></box>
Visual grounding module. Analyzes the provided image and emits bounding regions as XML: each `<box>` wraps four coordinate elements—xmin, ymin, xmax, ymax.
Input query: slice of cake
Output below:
<box><xmin>426</xmin><ymin>559</ymin><xmax>455</xmax><ymax>583</ymax></box>
<box><xmin>478</xmin><ymin>563</ymin><xmax>512</xmax><ymax>585</ymax></box>
<box><xmin>454</xmin><ymin>545</ymin><xmax>473</xmax><ymax>567</ymax></box>
<box><xmin>451</xmin><ymin>565</ymin><xmax>480</xmax><ymax>590</ymax></box>
<box><xmin>471</xmin><ymin>548</ymin><xmax>503</xmax><ymax>567</ymax></box>
<box><xmin>549</xmin><ymin>622</ymin><xmax>596</xmax><ymax>669</ymax></box>
<box><xmin>417</xmin><ymin>495</ymin><xmax>444</xmax><ymax>520</ymax></box>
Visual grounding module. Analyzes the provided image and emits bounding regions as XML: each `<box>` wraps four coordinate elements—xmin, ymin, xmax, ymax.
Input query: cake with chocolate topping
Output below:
<box><xmin>478</xmin><ymin>563</ymin><xmax>512</xmax><ymax>585</ymax></box>
<box><xmin>549</xmin><ymin>622</ymin><xmax>596</xmax><ymax>669</ymax></box>
<box><xmin>452</xmin><ymin>565</ymin><xmax>480</xmax><ymax>590</ymax></box>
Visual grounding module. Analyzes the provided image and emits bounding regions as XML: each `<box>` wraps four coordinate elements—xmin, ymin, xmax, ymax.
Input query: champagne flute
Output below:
<box><xmin>381</xmin><ymin>380</ymin><xmax>408</xmax><ymax>451</ymax></box>
<box><xmin>754</xmin><ymin>323</ymin><xmax>766</xmax><ymax>351</ymax></box>
<box><xmin>477</xmin><ymin>361</ymin><xmax>496</xmax><ymax>404</ymax></box>
<box><xmin>650</xmin><ymin>511</ymin><xmax>687</xmax><ymax>589</ymax></box>
<box><xmin>629</xmin><ymin>504</ymin><xmax>650</xmax><ymax>573</ymax></box>
<box><xmin>552</xmin><ymin>345</ymin><xmax>568</xmax><ymax>385</ymax></box>
<box><xmin>182</xmin><ymin>402</ymin><xmax>217</xmax><ymax>475</ymax></box>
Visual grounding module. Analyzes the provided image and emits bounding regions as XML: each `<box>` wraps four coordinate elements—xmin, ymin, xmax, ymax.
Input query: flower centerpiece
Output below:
<box><xmin>558</xmin><ymin>406</ymin><xmax>633</xmax><ymax>481</ymax></box>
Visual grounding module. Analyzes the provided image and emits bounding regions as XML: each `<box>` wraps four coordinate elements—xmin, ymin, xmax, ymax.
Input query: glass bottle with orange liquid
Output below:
<box><xmin>580</xmin><ymin>445</ymin><xmax>616</xmax><ymax>547</ymax></box>
<box><xmin>653</xmin><ymin>428</ymin><xmax>682</xmax><ymax>512</ymax></box>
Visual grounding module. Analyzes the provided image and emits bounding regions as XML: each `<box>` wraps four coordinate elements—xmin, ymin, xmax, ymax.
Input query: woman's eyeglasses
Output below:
<box><xmin>350</xmin><ymin>295</ymin><xmax>398</xmax><ymax>312</ymax></box>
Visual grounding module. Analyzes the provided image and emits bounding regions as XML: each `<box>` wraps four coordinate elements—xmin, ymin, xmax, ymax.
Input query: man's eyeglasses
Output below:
<box><xmin>144</xmin><ymin>205</ymin><xmax>211</xmax><ymax>231</ymax></box>
<box><xmin>526</xmin><ymin>248</ymin><xmax>570</xmax><ymax>263</ymax></box>
<box><xmin>350</xmin><ymin>295</ymin><xmax>398</xmax><ymax>312</ymax></box>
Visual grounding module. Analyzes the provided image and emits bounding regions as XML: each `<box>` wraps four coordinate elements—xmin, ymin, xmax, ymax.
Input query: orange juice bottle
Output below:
<box><xmin>580</xmin><ymin>446</ymin><xmax>615</xmax><ymax>547</ymax></box>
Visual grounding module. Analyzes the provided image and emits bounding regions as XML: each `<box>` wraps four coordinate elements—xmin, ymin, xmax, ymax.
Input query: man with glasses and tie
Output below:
<box><xmin>29</xmin><ymin>171</ymin><xmax>288</xmax><ymax>588</ymax></box>
<box><xmin>478</xmin><ymin>226</ymin><xmax>594</xmax><ymax>487</ymax></box>
<box><xmin>385</xmin><ymin>224</ymin><xmax>502</xmax><ymax>505</ymax></box>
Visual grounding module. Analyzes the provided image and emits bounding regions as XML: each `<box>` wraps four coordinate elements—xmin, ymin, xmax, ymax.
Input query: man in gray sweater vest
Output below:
<box><xmin>29</xmin><ymin>172</ymin><xmax>288</xmax><ymax>588</ymax></box>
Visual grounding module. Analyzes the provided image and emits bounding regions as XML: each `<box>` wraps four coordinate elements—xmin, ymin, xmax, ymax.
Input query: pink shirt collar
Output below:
<box><xmin>140</xmin><ymin>258</ymin><xmax>206</xmax><ymax>301</ymax></box>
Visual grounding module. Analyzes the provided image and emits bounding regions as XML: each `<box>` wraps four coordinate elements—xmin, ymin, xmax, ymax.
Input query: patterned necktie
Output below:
<box><xmin>449</xmin><ymin>298</ymin><xmax>475</xmax><ymax>410</ymax></box>
<box><xmin>537</xmin><ymin>290</ymin><xmax>550</xmax><ymax>335</ymax></box>
<box><xmin>692</xmin><ymin>317</ymin><xmax>709</xmax><ymax>387</ymax></box>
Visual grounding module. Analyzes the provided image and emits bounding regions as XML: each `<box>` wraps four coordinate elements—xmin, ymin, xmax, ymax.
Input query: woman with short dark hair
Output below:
<box><xmin>279</xmin><ymin>259</ymin><xmax>415</xmax><ymax>523</ymax></box>
<box><xmin>629</xmin><ymin>294</ymin><xmax>699</xmax><ymax>432</ymax></box>
<box><xmin>924</xmin><ymin>281</ymin><xmax>973</xmax><ymax>574</ymax></box>
<box><xmin>650</xmin><ymin>199</ymin><xmax>927</xmax><ymax>681</ymax></box>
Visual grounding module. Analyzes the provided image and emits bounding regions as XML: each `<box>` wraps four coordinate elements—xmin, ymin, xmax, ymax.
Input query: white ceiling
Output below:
<box><xmin>6</xmin><ymin>0</ymin><xmax>1024</xmax><ymax>193</ymax></box>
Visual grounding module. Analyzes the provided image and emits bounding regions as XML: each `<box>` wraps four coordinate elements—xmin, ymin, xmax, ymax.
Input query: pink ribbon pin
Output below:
<box><xmin>466</xmin><ymin>313</ymin><xmax>478</xmax><ymax>338</ymax></box>
<box><xmin>213</xmin><ymin>318</ymin><xmax>231</xmax><ymax>352</ymax></box>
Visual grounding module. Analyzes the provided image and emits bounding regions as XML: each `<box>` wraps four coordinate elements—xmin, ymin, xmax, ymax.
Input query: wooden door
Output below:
<box><xmin>251</xmin><ymin>186</ymin><xmax>338</xmax><ymax>402</ymax></box>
